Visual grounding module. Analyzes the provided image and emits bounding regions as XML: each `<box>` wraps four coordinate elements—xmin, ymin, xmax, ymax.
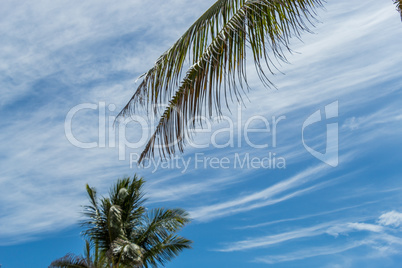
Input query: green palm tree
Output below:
<box><xmin>81</xmin><ymin>175</ymin><xmax>192</xmax><ymax>268</ymax></box>
<box><xmin>49</xmin><ymin>240</ymin><xmax>112</xmax><ymax>268</ymax></box>
<box><xmin>117</xmin><ymin>0</ymin><xmax>402</xmax><ymax>163</ymax></box>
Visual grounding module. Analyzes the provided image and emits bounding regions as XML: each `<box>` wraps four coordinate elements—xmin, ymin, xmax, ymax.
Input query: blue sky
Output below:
<box><xmin>1</xmin><ymin>0</ymin><xmax>402</xmax><ymax>267</ymax></box>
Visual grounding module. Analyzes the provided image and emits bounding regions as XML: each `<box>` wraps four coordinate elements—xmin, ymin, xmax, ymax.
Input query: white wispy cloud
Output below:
<box><xmin>218</xmin><ymin>219</ymin><xmax>383</xmax><ymax>252</ymax></box>
<box><xmin>254</xmin><ymin>241</ymin><xmax>366</xmax><ymax>264</ymax></box>
<box><xmin>254</xmin><ymin>232</ymin><xmax>402</xmax><ymax>265</ymax></box>
<box><xmin>219</xmin><ymin>222</ymin><xmax>337</xmax><ymax>252</ymax></box>
<box><xmin>326</xmin><ymin>222</ymin><xmax>384</xmax><ymax>237</ymax></box>
<box><xmin>378</xmin><ymin>211</ymin><xmax>402</xmax><ymax>228</ymax></box>
<box><xmin>220</xmin><ymin>211</ymin><xmax>402</xmax><ymax>264</ymax></box>
<box><xmin>0</xmin><ymin>0</ymin><xmax>401</xmax><ymax>248</ymax></box>
<box><xmin>254</xmin><ymin>231</ymin><xmax>402</xmax><ymax>265</ymax></box>
<box><xmin>236</xmin><ymin>201</ymin><xmax>378</xmax><ymax>230</ymax></box>
<box><xmin>189</xmin><ymin>163</ymin><xmax>333</xmax><ymax>221</ymax></box>
<box><xmin>0</xmin><ymin>0</ymin><xmax>218</xmax><ymax>244</ymax></box>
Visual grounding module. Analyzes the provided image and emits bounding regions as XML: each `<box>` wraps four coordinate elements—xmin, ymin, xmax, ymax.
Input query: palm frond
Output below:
<box><xmin>82</xmin><ymin>185</ymin><xmax>100</xmax><ymax>226</ymax></box>
<box><xmin>49</xmin><ymin>253</ymin><xmax>90</xmax><ymax>268</ymax></box>
<box><xmin>84</xmin><ymin>240</ymin><xmax>92</xmax><ymax>266</ymax></box>
<box><xmin>135</xmin><ymin>208</ymin><xmax>191</xmax><ymax>247</ymax></box>
<box><xmin>108</xmin><ymin>176</ymin><xmax>146</xmax><ymax>239</ymax></box>
<box><xmin>82</xmin><ymin>186</ymin><xmax>111</xmax><ymax>251</ymax></box>
<box><xmin>395</xmin><ymin>0</ymin><xmax>402</xmax><ymax>19</ymax></box>
<box><xmin>50</xmin><ymin>240</ymin><xmax>113</xmax><ymax>268</ymax></box>
<box><xmin>142</xmin><ymin>235</ymin><xmax>192</xmax><ymax>268</ymax></box>
<box><xmin>117</xmin><ymin>0</ymin><xmax>247</xmax><ymax>117</ymax></box>
<box><xmin>136</xmin><ymin>0</ymin><xmax>323</xmax><ymax>162</ymax></box>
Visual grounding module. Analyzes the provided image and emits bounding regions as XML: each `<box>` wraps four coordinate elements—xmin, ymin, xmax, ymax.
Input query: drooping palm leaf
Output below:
<box><xmin>133</xmin><ymin>208</ymin><xmax>191</xmax><ymax>268</ymax></box>
<box><xmin>117</xmin><ymin>0</ymin><xmax>247</xmax><ymax>116</ymax></box>
<box><xmin>135</xmin><ymin>208</ymin><xmax>190</xmax><ymax>246</ymax></box>
<box><xmin>132</xmin><ymin>0</ymin><xmax>323</xmax><ymax>163</ymax></box>
<box><xmin>395</xmin><ymin>0</ymin><xmax>402</xmax><ymax>19</ymax></box>
<box><xmin>142</xmin><ymin>235</ymin><xmax>192</xmax><ymax>268</ymax></box>
<box><xmin>49</xmin><ymin>253</ymin><xmax>90</xmax><ymax>268</ymax></box>
<box><xmin>118</xmin><ymin>0</ymin><xmax>402</xmax><ymax>163</ymax></box>
<box><xmin>49</xmin><ymin>240</ymin><xmax>112</xmax><ymax>268</ymax></box>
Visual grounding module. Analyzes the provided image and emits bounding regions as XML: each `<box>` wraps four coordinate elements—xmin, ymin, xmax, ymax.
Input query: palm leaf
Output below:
<box><xmin>49</xmin><ymin>253</ymin><xmax>90</xmax><ymax>268</ymax></box>
<box><xmin>50</xmin><ymin>240</ymin><xmax>112</xmax><ymax>268</ymax></box>
<box><xmin>117</xmin><ymin>0</ymin><xmax>248</xmax><ymax>117</ymax></box>
<box><xmin>142</xmin><ymin>235</ymin><xmax>192</xmax><ymax>268</ymax></box>
<box><xmin>107</xmin><ymin>176</ymin><xmax>146</xmax><ymax>243</ymax></box>
<box><xmin>395</xmin><ymin>0</ymin><xmax>402</xmax><ymax>19</ymax></box>
<box><xmin>82</xmin><ymin>186</ymin><xmax>111</xmax><ymax>252</ymax></box>
<box><xmin>135</xmin><ymin>0</ymin><xmax>323</xmax><ymax>163</ymax></box>
<box><xmin>135</xmin><ymin>208</ymin><xmax>191</xmax><ymax>247</ymax></box>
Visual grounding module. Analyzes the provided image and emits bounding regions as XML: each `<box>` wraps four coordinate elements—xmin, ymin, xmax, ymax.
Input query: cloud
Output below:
<box><xmin>342</xmin><ymin>108</ymin><xmax>402</xmax><ymax>131</ymax></box>
<box><xmin>378</xmin><ymin>211</ymin><xmax>402</xmax><ymax>228</ymax></box>
<box><xmin>218</xmin><ymin>216</ymin><xmax>396</xmax><ymax>252</ymax></box>
<box><xmin>219</xmin><ymin>222</ymin><xmax>336</xmax><ymax>252</ymax></box>
<box><xmin>326</xmin><ymin>223</ymin><xmax>384</xmax><ymax>237</ymax></box>
<box><xmin>254</xmin><ymin>232</ymin><xmax>402</xmax><ymax>265</ymax></box>
<box><xmin>219</xmin><ymin>210</ymin><xmax>402</xmax><ymax>264</ymax></box>
<box><xmin>218</xmin><ymin>221</ymin><xmax>373</xmax><ymax>252</ymax></box>
<box><xmin>236</xmin><ymin>201</ymin><xmax>378</xmax><ymax>230</ymax></box>
<box><xmin>254</xmin><ymin>241</ymin><xmax>365</xmax><ymax>264</ymax></box>
<box><xmin>189</xmin><ymin>163</ymin><xmax>333</xmax><ymax>221</ymax></box>
<box><xmin>0</xmin><ymin>0</ymin><xmax>220</xmax><ymax>244</ymax></box>
<box><xmin>0</xmin><ymin>0</ymin><xmax>402</xmax><ymax>248</ymax></box>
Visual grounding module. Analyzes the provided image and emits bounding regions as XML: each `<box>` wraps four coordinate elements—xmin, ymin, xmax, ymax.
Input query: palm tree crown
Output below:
<box><xmin>50</xmin><ymin>175</ymin><xmax>192</xmax><ymax>268</ymax></box>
